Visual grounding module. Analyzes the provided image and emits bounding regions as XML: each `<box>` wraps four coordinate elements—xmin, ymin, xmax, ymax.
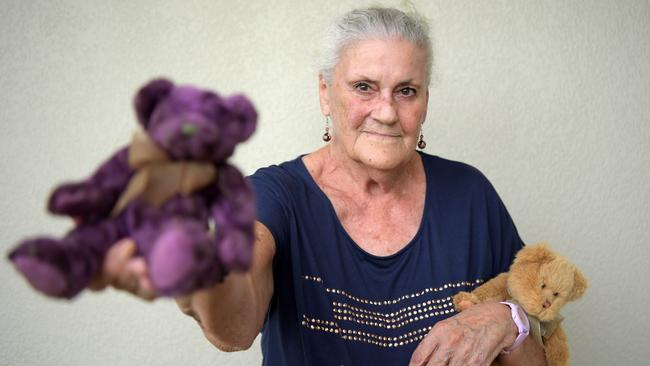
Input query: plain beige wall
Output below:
<box><xmin>1</xmin><ymin>0</ymin><xmax>649</xmax><ymax>365</ymax></box>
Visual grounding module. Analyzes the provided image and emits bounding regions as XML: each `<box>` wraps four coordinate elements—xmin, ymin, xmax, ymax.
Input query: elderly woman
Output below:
<box><xmin>96</xmin><ymin>7</ymin><xmax>547</xmax><ymax>366</ymax></box>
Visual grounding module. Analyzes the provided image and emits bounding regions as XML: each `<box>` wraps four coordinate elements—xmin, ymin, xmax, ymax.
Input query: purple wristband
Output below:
<box><xmin>499</xmin><ymin>301</ymin><xmax>530</xmax><ymax>354</ymax></box>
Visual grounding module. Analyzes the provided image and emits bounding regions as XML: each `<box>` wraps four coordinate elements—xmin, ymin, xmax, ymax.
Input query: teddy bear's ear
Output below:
<box><xmin>569</xmin><ymin>266</ymin><xmax>588</xmax><ymax>301</ymax></box>
<box><xmin>512</xmin><ymin>243</ymin><xmax>555</xmax><ymax>267</ymax></box>
<box><xmin>134</xmin><ymin>78</ymin><xmax>174</xmax><ymax>128</ymax></box>
<box><xmin>223</xmin><ymin>94</ymin><xmax>258</xmax><ymax>142</ymax></box>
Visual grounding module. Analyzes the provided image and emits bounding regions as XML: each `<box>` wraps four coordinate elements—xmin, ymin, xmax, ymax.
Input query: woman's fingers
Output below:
<box><xmin>105</xmin><ymin>239</ymin><xmax>138</xmax><ymax>278</ymax></box>
<box><xmin>88</xmin><ymin>239</ymin><xmax>136</xmax><ymax>291</ymax></box>
<box><xmin>89</xmin><ymin>238</ymin><xmax>157</xmax><ymax>300</ymax></box>
<box><xmin>124</xmin><ymin>257</ymin><xmax>156</xmax><ymax>301</ymax></box>
<box><xmin>409</xmin><ymin>332</ymin><xmax>436</xmax><ymax>365</ymax></box>
<box><xmin>410</xmin><ymin>322</ymin><xmax>468</xmax><ymax>366</ymax></box>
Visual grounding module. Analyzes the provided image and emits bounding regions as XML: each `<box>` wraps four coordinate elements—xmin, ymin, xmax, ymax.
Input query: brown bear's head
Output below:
<box><xmin>507</xmin><ymin>244</ymin><xmax>587</xmax><ymax>322</ymax></box>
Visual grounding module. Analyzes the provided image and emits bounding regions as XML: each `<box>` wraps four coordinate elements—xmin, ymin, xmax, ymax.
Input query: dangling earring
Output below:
<box><xmin>322</xmin><ymin>116</ymin><xmax>332</xmax><ymax>142</ymax></box>
<box><xmin>417</xmin><ymin>131</ymin><xmax>426</xmax><ymax>150</ymax></box>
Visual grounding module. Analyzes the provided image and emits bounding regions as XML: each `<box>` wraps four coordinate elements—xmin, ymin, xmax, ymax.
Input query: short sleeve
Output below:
<box><xmin>247</xmin><ymin>165</ymin><xmax>292</xmax><ymax>250</ymax></box>
<box><xmin>481</xmin><ymin>176</ymin><xmax>524</xmax><ymax>274</ymax></box>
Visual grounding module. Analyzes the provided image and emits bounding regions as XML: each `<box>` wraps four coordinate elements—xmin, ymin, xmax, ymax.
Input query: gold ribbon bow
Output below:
<box><xmin>111</xmin><ymin>131</ymin><xmax>217</xmax><ymax>216</ymax></box>
<box><xmin>528</xmin><ymin>313</ymin><xmax>564</xmax><ymax>346</ymax></box>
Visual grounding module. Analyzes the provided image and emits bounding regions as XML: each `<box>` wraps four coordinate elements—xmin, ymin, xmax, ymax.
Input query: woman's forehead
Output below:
<box><xmin>336</xmin><ymin>38</ymin><xmax>427</xmax><ymax>82</ymax></box>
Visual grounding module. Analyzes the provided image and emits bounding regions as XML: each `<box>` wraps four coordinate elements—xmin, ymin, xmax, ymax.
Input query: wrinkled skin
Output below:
<box><xmin>409</xmin><ymin>302</ymin><xmax>516</xmax><ymax>366</ymax></box>
<box><xmin>8</xmin><ymin>78</ymin><xmax>257</xmax><ymax>298</ymax></box>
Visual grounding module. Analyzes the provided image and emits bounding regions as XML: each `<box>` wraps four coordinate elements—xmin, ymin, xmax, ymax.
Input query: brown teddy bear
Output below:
<box><xmin>453</xmin><ymin>244</ymin><xmax>588</xmax><ymax>366</ymax></box>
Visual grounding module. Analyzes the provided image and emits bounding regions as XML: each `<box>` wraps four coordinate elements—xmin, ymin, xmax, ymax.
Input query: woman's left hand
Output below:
<box><xmin>409</xmin><ymin>302</ymin><xmax>516</xmax><ymax>366</ymax></box>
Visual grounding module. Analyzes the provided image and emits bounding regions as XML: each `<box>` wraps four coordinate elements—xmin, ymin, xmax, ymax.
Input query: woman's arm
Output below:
<box><xmin>175</xmin><ymin>221</ymin><xmax>275</xmax><ymax>351</ymax></box>
<box><xmin>91</xmin><ymin>221</ymin><xmax>276</xmax><ymax>352</ymax></box>
<box><xmin>409</xmin><ymin>302</ymin><xmax>547</xmax><ymax>366</ymax></box>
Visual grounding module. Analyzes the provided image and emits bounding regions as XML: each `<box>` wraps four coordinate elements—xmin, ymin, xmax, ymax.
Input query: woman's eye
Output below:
<box><xmin>398</xmin><ymin>87</ymin><xmax>416</xmax><ymax>97</ymax></box>
<box><xmin>354</xmin><ymin>82</ymin><xmax>372</xmax><ymax>92</ymax></box>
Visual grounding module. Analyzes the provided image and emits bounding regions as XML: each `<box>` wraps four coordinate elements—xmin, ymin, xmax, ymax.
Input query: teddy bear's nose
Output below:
<box><xmin>181</xmin><ymin>122</ymin><xmax>198</xmax><ymax>137</ymax></box>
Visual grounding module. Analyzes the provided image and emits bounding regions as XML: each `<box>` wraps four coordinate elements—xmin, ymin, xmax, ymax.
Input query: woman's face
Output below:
<box><xmin>319</xmin><ymin>38</ymin><xmax>429</xmax><ymax>171</ymax></box>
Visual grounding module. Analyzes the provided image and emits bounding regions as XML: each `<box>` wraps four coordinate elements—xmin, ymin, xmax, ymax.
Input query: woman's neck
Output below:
<box><xmin>307</xmin><ymin>143</ymin><xmax>422</xmax><ymax>198</ymax></box>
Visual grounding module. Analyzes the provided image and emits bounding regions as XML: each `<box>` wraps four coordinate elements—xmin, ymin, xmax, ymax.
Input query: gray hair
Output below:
<box><xmin>318</xmin><ymin>6</ymin><xmax>433</xmax><ymax>86</ymax></box>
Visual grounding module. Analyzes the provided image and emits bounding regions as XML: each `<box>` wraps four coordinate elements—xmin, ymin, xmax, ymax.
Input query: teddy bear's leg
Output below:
<box><xmin>8</xmin><ymin>220</ymin><xmax>123</xmax><ymax>298</ymax></box>
<box><xmin>48</xmin><ymin>147</ymin><xmax>133</xmax><ymax>222</ymax></box>
<box><xmin>542</xmin><ymin>325</ymin><xmax>569</xmax><ymax>366</ymax></box>
<box><xmin>10</xmin><ymin>238</ymin><xmax>69</xmax><ymax>297</ymax></box>
<box><xmin>207</xmin><ymin>164</ymin><xmax>255</xmax><ymax>272</ymax></box>
<box><xmin>144</xmin><ymin>218</ymin><xmax>223</xmax><ymax>296</ymax></box>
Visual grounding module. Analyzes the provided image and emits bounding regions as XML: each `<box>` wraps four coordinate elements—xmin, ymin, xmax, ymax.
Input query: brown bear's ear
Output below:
<box><xmin>134</xmin><ymin>78</ymin><xmax>174</xmax><ymax>128</ymax></box>
<box><xmin>569</xmin><ymin>266</ymin><xmax>588</xmax><ymax>301</ymax></box>
<box><xmin>513</xmin><ymin>243</ymin><xmax>555</xmax><ymax>267</ymax></box>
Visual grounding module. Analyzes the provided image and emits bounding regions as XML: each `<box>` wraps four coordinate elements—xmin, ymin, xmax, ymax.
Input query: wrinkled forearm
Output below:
<box><xmin>175</xmin><ymin>222</ymin><xmax>276</xmax><ymax>352</ymax></box>
<box><xmin>176</xmin><ymin>272</ymin><xmax>264</xmax><ymax>351</ymax></box>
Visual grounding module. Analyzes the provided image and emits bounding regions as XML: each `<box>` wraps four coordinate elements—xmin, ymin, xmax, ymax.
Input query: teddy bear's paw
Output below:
<box><xmin>9</xmin><ymin>238</ymin><xmax>69</xmax><ymax>297</ymax></box>
<box><xmin>13</xmin><ymin>256</ymin><xmax>67</xmax><ymax>297</ymax></box>
<box><xmin>209</xmin><ymin>164</ymin><xmax>255</xmax><ymax>221</ymax></box>
<box><xmin>148</xmin><ymin>220</ymin><xmax>215</xmax><ymax>296</ymax></box>
<box><xmin>48</xmin><ymin>182</ymin><xmax>112</xmax><ymax>217</ymax></box>
<box><xmin>217</xmin><ymin>229</ymin><xmax>253</xmax><ymax>272</ymax></box>
<box><xmin>452</xmin><ymin>291</ymin><xmax>480</xmax><ymax>311</ymax></box>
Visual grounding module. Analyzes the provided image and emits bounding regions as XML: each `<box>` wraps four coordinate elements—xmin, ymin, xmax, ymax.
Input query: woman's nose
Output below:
<box><xmin>372</xmin><ymin>92</ymin><xmax>398</xmax><ymax>124</ymax></box>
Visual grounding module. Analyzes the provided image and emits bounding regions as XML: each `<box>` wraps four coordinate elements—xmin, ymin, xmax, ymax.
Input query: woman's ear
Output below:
<box><xmin>318</xmin><ymin>74</ymin><xmax>331</xmax><ymax>116</ymax></box>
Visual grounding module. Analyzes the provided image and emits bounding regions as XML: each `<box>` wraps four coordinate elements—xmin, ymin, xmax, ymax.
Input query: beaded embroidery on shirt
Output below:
<box><xmin>301</xmin><ymin>275</ymin><xmax>484</xmax><ymax>348</ymax></box>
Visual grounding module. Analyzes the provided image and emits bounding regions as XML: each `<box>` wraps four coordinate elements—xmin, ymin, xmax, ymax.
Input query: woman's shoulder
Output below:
<box><xmin>249</xmin><ymin>155</ymin><xmax>304</xmax><ymax>178</ymax></box>
<box><xmin>420</xmin><ymin>153</ymin><xmax>487</xmax><ymax>180</ymax></box>
<box><xmin>420</xmin><ymin>152</ymin><xmax>497</xmax><ymax>194</ymax></box>
<box><xmin>247</xmin><ymin>155</ymin><xmax>311</xmax><ymax>193</ymax></box>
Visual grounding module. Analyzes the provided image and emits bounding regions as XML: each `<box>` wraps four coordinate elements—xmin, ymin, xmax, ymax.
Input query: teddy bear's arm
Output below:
<box><xmin>452</xmin><ymin>291</ymin><xmax>480</xmax><ymax>311</ymax></box>
<box><xmin>453</xmin><ymin>272</ymin><xmax>510</xmax><ymax>311</ymax></box>
<box><xmin>206</xmin><ymin>163</ymin><xmax>255</xmax><ymax>272</ymax></box>
<box><xmin>48</xmin><ymin>146</ymin><xmax>134</xmax><ymax>222</ymax></box>
<box><xmin>470</xmin><ymin>272</ymin><xmax>511</xmax><ymax>303</ymax></box>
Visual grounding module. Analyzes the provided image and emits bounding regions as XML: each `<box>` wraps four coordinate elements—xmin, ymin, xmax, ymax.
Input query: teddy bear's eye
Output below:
<box><xmin>553</xmin><ymin>292</ymin><xmax>559</xmax><ymax>297</ymax></box>
<box><xmin>541</xmin><ymin>283</ymin><xmax>546</xmax><ymax>289</ymax></box>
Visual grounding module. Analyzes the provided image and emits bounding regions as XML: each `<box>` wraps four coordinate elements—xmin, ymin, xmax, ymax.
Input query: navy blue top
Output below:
<box><xmin>248</xmin><ymin>153</ymin><xmax>523</xmax><ymax>366</ymax></box>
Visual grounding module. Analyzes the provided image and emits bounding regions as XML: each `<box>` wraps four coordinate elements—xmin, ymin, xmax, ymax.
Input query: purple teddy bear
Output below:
<box><xmin>8</xmin><ymin>78</ymin><xmax>257</xmax><ymax>298</ymax></box>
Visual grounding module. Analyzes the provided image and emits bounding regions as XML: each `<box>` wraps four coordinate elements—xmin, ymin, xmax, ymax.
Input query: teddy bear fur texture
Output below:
<box><xmin>453</xmin><ymin>244</ymin><xmax>587</xmax><ymax>366</ymax></box>
<box><xmin>8</xmin><ymin>78</ymin><xmax>257</xmax><ymax>298</ymax></box>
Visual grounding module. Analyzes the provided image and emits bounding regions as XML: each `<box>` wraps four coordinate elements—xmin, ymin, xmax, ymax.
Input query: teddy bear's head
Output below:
<box><xmin>133</xmin><ymin>78</ymin><xmax>256</xmax><ymax>162</ymax></box>
<box><xmin>507</xmin><ymin>244</ymin><xmax>587</xmax><ymax>322</ymax></box>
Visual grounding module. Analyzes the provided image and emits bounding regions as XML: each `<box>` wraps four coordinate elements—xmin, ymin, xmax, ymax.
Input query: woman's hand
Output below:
<box><xmin>88</xmin><ymin>238</ymin><xmax>157</xmax><ymax>301</ymax></box>
<box><xmin>409</xmin><ymin>302</ymin><xmax>516</xmax><ymax>366</ymax></box>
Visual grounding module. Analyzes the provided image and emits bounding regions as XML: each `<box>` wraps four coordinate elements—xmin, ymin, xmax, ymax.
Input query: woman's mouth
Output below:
<box><xmin>362</xmin><ymin>130</ymin><xmax>401</xmax><ymax>138</ymax></box>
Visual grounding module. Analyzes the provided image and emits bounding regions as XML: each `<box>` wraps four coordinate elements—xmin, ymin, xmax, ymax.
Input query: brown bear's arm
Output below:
<box><xmin>453</xmin><ymin>273</ymin><xmax>510</xmax><ymax>312</ymax></box>
<box><xmin>472</xmin><ymin>272</ymin><xmax>510</xmax><ymax>303</ymax></box>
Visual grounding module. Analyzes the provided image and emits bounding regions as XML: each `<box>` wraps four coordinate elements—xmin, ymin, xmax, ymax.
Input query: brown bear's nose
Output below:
<box><xmin>181</xmin><ymin>122</ymin><xmax>198</xmax><ymax>137</ymax></box>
